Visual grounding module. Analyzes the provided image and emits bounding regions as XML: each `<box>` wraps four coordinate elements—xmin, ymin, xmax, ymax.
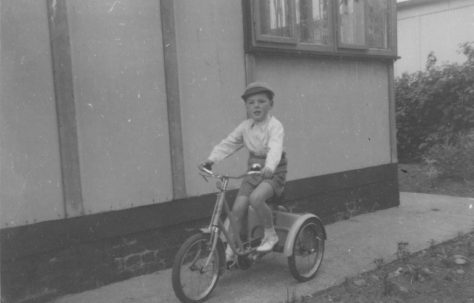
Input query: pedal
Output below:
<box><xmin>226</xmin><ymin>259</ymin><xmax>238</xmax><ymax>270</ymax></box>
<box><xmin>237</xmin><ymin>255</ymin><xmax>252</xmax><ymax>270</ymax></box>
<box><xmin>249</xmin><ymin>251</ymin><xmax>266</xmax><ymax>262</ymax></box>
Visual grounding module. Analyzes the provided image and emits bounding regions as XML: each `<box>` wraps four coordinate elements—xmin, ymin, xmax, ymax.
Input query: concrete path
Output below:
<box><xmin>53</xmin><ymin>192</ymin><xmax>474</xmax><ymax>303</ymax></box>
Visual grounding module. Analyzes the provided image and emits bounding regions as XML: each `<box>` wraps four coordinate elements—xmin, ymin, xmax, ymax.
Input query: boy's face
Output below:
<box><xmin>245</xmin><ymin>92</ymin><xmax>273</xmax><ymax>123</ymax></box>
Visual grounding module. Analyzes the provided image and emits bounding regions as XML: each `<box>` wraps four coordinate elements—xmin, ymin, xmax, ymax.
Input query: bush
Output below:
<box><xmin>396</xmin><ymin>42</ymin><xmax>474</xmax><ymax>162</ymax></box>
<box><xmin>422</xmin><ymin>132</ymin><xmax>474</xmax><ymax>181</ymax></box>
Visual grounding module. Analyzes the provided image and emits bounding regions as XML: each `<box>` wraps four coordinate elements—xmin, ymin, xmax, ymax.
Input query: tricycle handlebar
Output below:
<box><xmin>198</xmin><ymin>164</ymin><xmax>261</xmax><ymax>180</ymax></box>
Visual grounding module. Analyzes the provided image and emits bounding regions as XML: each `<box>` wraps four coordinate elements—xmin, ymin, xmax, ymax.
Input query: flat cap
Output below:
<box><xmin>241</xmin><ymin>82</ymin><xmax>274</xmax><ymax>100</ymax></box>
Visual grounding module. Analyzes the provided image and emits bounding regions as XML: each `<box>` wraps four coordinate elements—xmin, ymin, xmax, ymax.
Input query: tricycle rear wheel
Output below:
<box><xmin>287</xmin><ymin>219</ymin><xmax>325</xmax><ymax>282</ymax></box>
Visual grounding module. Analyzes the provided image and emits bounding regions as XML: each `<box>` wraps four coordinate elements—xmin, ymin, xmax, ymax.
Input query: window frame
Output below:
<box><xmin>243</xmin><ymin>0</ymin><xmax>397</xmax><ymax>59</ymax></box>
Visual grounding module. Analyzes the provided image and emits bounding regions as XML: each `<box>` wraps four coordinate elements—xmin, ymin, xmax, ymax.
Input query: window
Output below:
<box><xmin>252</xmin><ymin>0</ymin><xmax>332</xmax><ymax>51</ymax></box>
<box><xmin>338</xmin><ymin>0</ymin><xmax>390</xmax><ymax>49</ymax></box>
<box><xmin>297</xmin><ymin>0</ymin><xmax>331</xmax><ymax>46</ymax></box>
<box><xmin>255</xmin><ymin>0</ymin><xmax>296</xmax><ymax>43</ymax></box>
<box><xmin>245</xmin><ymin>0</ymin><xmax>395</xmax><ymax>57</ymax></box>
<box><xmin>366</xmin><ymin>0</ymin><xmax>389</xmax><ymax>49</ymax></box>
<box><xmin>338</xmin><ymin>0</ymin><xmax>366</xmax><ymax>48</ymax></box>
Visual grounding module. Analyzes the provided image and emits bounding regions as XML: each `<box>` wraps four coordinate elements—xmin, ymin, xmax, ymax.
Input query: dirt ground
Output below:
<box><xmin>298</xmin><ymin>163</ymin><xmax>474</xmax><ymax>303</ymax></box>
<box><xmin>398</xmin><ymin>163</ymin><xmax>474</xmax><ymax>198</ymax></box>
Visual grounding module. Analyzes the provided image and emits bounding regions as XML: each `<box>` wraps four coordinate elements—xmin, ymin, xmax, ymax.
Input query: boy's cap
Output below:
<box><xmin>241</xmin><ymin>82</ymin><xmax>274</xmax><ymax>100</ymax></box>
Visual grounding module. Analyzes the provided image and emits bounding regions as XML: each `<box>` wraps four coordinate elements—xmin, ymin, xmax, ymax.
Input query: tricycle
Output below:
<box><xmin>171</xmin><ymin>164</ymin><xmax>326</xmax><ymax>303</ymax></box>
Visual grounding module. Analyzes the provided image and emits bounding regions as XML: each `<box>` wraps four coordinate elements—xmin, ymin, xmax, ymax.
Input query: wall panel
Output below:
<box><xmin>174</xmin><ymin>0</ymin><xmax>248</xmax><ymax>197</ymax></box>
<box><xmin>66</xmin><ymin>0</ymin><xmax>172</xmax><ymax>213</ymax></box>
<box><xmin>1</xmin><ymin>0</ymin><xmax>64</xmax><ymax>227</ymax></box>
<box><xmin>254</xmin><ymin>56</ymin><xmax>392</xmax><ymax>181</ymax></box>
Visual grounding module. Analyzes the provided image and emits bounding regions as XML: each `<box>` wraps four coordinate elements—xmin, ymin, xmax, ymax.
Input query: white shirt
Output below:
<box><xmin>208</xmin><ymin>116</ymin><xmax>284</xmax><ymax>172</ymax></box>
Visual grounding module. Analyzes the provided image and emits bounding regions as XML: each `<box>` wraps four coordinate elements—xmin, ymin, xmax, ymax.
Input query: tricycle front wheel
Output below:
<box><xmin>287</xmin><ymin>219</ymin><xmax>325</xmax><ymax>282</ymax></box>
<box><xmin>172</xmin><ymin>233</ymin><xmax>224</xmax><ymax>303</ymax></box>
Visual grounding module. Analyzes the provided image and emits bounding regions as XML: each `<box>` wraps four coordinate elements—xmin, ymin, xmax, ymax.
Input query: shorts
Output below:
<box><xmin>237</xmin><ymin>152</ymin><xmax>287</xmax><ymax>198</ymax></box>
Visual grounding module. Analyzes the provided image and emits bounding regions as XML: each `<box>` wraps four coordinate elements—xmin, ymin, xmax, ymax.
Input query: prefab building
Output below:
<box><xmin>1</xmin><ymin>0</ymin><xmax>399</xmax><ymax>301</ymax></box>
<box><xmin>395</xmin><ymin>0</ymin><xmax>474</xmax><ymax>76</ymax></box>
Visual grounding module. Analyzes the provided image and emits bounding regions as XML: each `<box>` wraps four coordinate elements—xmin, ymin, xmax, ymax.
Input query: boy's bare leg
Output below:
<box><xmin>249</xmin><ymin>182</ymin><xmax>274</xmax><ymax>228</ymax></box>
<box><xmin>226</xmin><ymin>196</ymin><xmax>249</xmax><ymax>260</ymax></box>
<box><xmin>249</xmin><ymin>182</ymin><xmax>279</xmax><ymax>252</ymax></box>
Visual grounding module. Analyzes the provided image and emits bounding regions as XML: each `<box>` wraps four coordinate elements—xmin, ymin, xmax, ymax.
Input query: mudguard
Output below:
<box><xmin>283</xmin><ymin>214</ymin><xmax>327</xmax><ymax>257</ymax></box>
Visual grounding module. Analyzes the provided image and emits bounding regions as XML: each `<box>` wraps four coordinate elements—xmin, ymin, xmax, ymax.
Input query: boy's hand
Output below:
<box><xmin>200</xmin><ymin>160</ymin><xmax>214</xmax><ymax>171</ymax></box>
<box><xmin>262</xmin><ymin>167</ymin><xmax>273</xmax><ymax>179</ymax></box>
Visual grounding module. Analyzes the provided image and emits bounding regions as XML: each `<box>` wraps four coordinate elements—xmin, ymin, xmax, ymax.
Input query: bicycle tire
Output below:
<box><xmin>172</xmin><ymin>233</ymin><xmax>224</xmax><ymax>303</ymax></box>
<box><xmin>287</xmin><ymin>219</ymin><xmax>325</xmax><ymax>282</ymax></box>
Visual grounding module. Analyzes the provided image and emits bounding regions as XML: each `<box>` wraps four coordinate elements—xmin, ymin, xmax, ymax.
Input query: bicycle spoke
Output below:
<box><xmin>173</xmin><ymin>234</ymin><xmax>221</xmax><ymax>302</ymax></box>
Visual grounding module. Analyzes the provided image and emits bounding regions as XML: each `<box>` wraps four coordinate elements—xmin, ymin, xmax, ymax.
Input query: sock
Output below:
<box><xmin>264</xmin><ymin>227</ymin><xmax>277</xmax><ymax>238</ymax></box>
<box><xmin>225</xmin><ymin>243</ymin><xmax>234</xmax><ymax>257</ymax></box>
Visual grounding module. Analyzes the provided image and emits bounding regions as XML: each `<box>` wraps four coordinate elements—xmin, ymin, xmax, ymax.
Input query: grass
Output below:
<box><xmin>304</xmin><ymin>232</ymin><xmax>474</xmax><ymax>303</ymax></box>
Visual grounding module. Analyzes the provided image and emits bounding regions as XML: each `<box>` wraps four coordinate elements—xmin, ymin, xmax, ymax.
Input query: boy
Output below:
<box><xmin>201</xmin><ymin>82</ymin><xmax>287</xmax><ymax>262</ymax></box>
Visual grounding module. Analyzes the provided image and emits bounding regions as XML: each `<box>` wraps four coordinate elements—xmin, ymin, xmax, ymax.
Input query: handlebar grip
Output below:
<box><xmin>198</xmin><ymin>163</ymin><xmax>213</xmax><ymax>176</ymax></box>
<box><xmin>249</xmin><ymin>163</ymin><xmax>262</xmax><ymax>172</ymax></box>
<box><xmin>203</xmin><ymin>162</ymin><xmax>213</xmax><ymax>171</ymax></box>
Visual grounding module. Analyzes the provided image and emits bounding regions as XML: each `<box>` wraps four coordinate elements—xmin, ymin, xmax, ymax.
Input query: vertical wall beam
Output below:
<box><xmin>244</xmin><ymin>54</ymin><xmax>256</xmax><ymax>84</ymax></box>
<box><xmin>160</xmin><ymin>0</ymin><xmax>187</xmax><ymax>199</ymax></box>
<box><xmin>242</xmin><ymin>0</ymin><xmax>256</xmax><ymax>85</ymax></box>
<box><xmin>388</xmin><ymin>0</ymin><xmax>398</xmax><ymax>164</ymax></box>
<box><xmin>388</xmin><ymin>62</ymin><xmax>398</xmax><ymax>163</ymax></box>
<box><xmin>46</xmin><ymin>0</ymin><xmax>84</xmax><ymax>217</ymax></box>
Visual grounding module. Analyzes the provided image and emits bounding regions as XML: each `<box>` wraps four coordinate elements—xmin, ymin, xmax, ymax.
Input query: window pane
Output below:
<box><xmin>258</xmin><ymin>0</ymin><xmax>292</xmax><ymax>38</ymax></box>
<box><xmin>339</xmin><ymin>0</ymin><xmax>365</xmax><ymax>46</ymax></box>
<box><xmin>296</xmin><ymin>0</ymin><xmax>330</xmax><ymax>44</ymax></box>
<box><xmin>367</xmin><ymin>0</ymin><xmax>388</xmax><ymax>48</ymax></box>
